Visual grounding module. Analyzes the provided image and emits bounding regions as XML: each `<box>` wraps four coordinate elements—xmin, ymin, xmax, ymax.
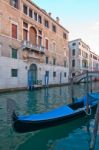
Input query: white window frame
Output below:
<box><xmin>22</xmin><ymin>21</ymin><xmax>29</xmax><ymax>41</ymax></box>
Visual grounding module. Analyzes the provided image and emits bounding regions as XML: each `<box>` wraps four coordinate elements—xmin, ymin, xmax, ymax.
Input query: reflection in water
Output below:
<box><xmin>86</xmin><ymin>121</ymin><xmax>91</xmax><ymax>146</ymax></box>
<box><xmin>0</xmin><ymin>82</ymin><xmax>99</xmax><ymax>150</ymax></box>
<box><xmin>44</xmin><ymin>88</ymin><xmax>50</xmax><ymax>109</ymax></box>
<box><xmin>17</xmin><ymin>116</ymin><xmax>94</xmax><ymax>150</ymax></box>
<box><xmin>17</xmin><ymin>117</ymin><xmax>98</xmax><ymax>150</ymax></box>
<box><xmin>27</xmin><ymin>91</ymin><xmax>37</xmax><ymax>113</ymax></box>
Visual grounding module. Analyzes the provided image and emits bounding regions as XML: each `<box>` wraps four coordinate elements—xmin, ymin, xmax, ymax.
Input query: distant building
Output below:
<box><xmin>69</xmin><ymin>39</ymin><xmax>99</xmax><ymax>77</ymax></box>
<box><xmin>0</xmin><ymin>0</ymin><xmax>69</xmax><ymax>90</ymax></box>
<box><xmin>90</xmin><ymin>51</ymin><xmax>99</xmax><ymax>71</ymax></box>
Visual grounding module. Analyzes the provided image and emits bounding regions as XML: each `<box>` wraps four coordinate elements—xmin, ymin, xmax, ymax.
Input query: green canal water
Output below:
<box><xmin>0</xmin><ymin>83</ymin><xmax>99</xmax><ymax>150</ymax></box>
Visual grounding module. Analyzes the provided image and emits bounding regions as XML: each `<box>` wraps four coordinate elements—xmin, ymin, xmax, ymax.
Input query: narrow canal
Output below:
<box><xmin>0</xmin><ymin>82</ymin><xmax>99</xmax><ymax>150</ymax></box>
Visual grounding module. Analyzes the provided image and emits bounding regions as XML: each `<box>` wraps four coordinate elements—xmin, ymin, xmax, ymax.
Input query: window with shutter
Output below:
<box><xmin>45</xmin><ymin>39</ymin><xmax>48</xmax><ymax>50</ymax></box>
<box><xmin>12</xmin><ymin>48</ymin><xmax>17</xmax><ymax>59</ymax></box>
<box><xmin>34</xmin><ymin>12</ymin><xmax>37</xmax><ymax>21</ymax></box>
<box><xmin>11</xmin><ymin>69</ymin><xmax>18</xmax><ymax>77</ymax></box>
<box><xmin>53</xmin><ymin>58</ymin><xmax>56</xmax><ymax>65</ymax></box>
<box><xmin>23</xmin><ymin>29</ymin><xmax>28</xmax><ymax>40</ymax></box>
<box><xmin>12</xmin><ymin>24</ymin><xmax>17</xmax><ymax>39</ymax></box>
<box><xmin>46</xmin><ymin>57</ymin><xmax>48</xmax><ymax>64</ymax></box>
<box><xmin>53</xmin><ymin>71</ymin><xmax>56</xmax><ymax>77</ymax></box>
<box><xmin>72</xmin><ymin>59</ymin><xmax>75</xmax><ymax>67</ymax></box>
<box><xmin>29</xmin><ymin>9</ymin><xmax>32</xmax><ymax>18</ymax></box>
<box><xmin>72</xmin><ymin>49</ymin><xmax>75</xmax><ymax>56</ymax></box>
<box><xmin>38</xmin><ymin>36</ymin><xmax>42</xmax><ymax>46</ymax></box>
<box><xmin>44</xmin><ymin>20</ymin><xmax>49</xmax><ymax>28</ymax></box>
<box><xmin>38</xmin><ymin>15</ymin><xmax>42</xmax><ymax>23</ymax></box>
<box><xmin>23</xmin><ymin>5</ymin><xmax>27</xmax><ymax>15</ymax></box>
<box><xmin>64</xmin><ymin>60</ymin><xmax>66</xmax><ymax>67</ymax></box>
<box><xmin>52</xmin><ymin>24</ymin><xmax>56</xmax><ymax>32</ymax></box>
<box><xmin>64</xmin><ymin>72</ymin><xmax>66</xmax><ymax>77</ymax></box>
<box><xmin>63</xmin><ymin>33</ymin><xmax>67</xmax><ymax>39</ymax></box>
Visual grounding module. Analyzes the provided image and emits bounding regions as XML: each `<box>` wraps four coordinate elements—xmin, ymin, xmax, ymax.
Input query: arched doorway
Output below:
<box><xmin>29</xmin><ymin>27</ymin><xmax>37</xmax><ymax>45</ymax></box>
<box><xmin>28</xmin><ymin>64</ymin><xmax>37</xmax><ymax>87</ymax></box>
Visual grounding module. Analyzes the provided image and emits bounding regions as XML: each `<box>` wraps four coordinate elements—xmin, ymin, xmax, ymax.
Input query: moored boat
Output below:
<box><xmin>12</xmin><ymin>93</ymin><xmax>99</xmax><ymax>133</ymax></box>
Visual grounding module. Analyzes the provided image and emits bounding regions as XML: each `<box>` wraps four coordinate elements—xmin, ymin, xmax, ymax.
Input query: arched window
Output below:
<box><xmin>29</xmin><ymin>27</ymin><xmax>37</xmax><ymax>45</ymax></box>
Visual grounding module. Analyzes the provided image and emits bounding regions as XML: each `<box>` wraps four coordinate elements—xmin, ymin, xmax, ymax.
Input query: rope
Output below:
<box><xmin>84</xmin><ymin>105</ymin><xmax>92</xmax><ymax>116</ymax></box>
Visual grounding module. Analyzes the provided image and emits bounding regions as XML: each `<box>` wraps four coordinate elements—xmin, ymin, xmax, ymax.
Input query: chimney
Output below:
<box><xmin>56</xmin><ymin>17</ymin><xmax>60</xmax><ymax>24</ymax></box>
<box><xmin>48</xmin><ymin>12</ymin><xmax>51</xmax><ymax>17</ymax></box>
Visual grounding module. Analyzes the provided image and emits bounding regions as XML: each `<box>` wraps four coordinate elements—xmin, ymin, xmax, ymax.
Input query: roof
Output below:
<box><xmin>69</xmin><ymin>38</ymin><xmax>90</xmax><ymax>49</ymax></box>
<box><xmin>27</xmin><ymin>0</ymin><xmax>69</xmax><ymax>33</ymax></box>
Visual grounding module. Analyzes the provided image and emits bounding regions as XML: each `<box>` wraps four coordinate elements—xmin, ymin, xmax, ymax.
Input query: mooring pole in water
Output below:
<box><xmin>71</xmin><ymin>77</ymin><xmax>74</xmax><ymax>102</ymax></box>
<box><xmin>90</xmin><ymin>102</ymin><xmax>99</xmax><ymax>150</ymax></box>
<box><xmin>86</xmin><ymin>70</ymin><xmax>89</xmax><ymax>113</ymax></box>
<box><xmin>90</xmin><ymin>76</ymin><xmax>92</xmax><ymax>93</ymax></box>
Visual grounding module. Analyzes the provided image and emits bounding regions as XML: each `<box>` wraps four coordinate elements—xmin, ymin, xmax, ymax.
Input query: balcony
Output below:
<box><xmin>22</xmin><ymin>41</ymin><xmax>45</xmax><ymax>54</ymax></box>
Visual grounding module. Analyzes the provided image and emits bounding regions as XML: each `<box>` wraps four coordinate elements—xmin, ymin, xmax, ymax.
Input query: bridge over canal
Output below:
<box><xmin>72</xmin><ymin>71</ymin><xmax>99</xmax><ymax>83</ymax></box>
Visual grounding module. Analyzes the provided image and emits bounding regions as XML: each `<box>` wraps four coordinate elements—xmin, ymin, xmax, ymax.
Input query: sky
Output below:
<box><xmin>32</xmin><ymin>0</ymin><xmax>99</xmax><ymax>55</ymax></box>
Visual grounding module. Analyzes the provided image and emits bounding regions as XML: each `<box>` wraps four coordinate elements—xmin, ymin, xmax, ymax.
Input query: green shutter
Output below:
<box><xmin>12</xmin><ymin>48</ymin><xmax>17</xmax><ymax>59</ymax></box>
<box><xmin>11</xmin><ymin>69</ymin><xmax>18</xmax><ymax>77</ymax></box>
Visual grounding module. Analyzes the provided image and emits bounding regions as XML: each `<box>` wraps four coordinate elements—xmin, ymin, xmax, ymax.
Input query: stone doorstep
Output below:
<box><xmin>33</xmin><ymin>84</ymin><xmax>43</xmax><ymax>88</ymax></box>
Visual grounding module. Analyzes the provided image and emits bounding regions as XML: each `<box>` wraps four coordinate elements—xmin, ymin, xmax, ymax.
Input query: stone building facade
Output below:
<box><xmin>90</xmin><ymin>51</ymin><xmax>99</xmax><ymax>71</ymax></box>
<box><xmin>0</xmin><ymin>0</ymin><xmax>69</xmax><ymax>90</ymax></box>
<box><xmin>69</xmin><ymin>39</ymin><xmax>99</xmax><ymax>77</ymax></box>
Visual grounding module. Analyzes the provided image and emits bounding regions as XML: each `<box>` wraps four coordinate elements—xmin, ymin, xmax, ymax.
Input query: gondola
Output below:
<box><xmin>12</xmin><ymin>93</ymin><xmax>99</xmax><ymax>133</ymax></box>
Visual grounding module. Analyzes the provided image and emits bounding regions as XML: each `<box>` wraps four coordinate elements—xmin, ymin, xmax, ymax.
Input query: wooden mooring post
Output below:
<box><xmin>70</xmin><ymin>77</ymin><xmax>74</xmax><ymax>102</ymax></box>
<box><xmin>90</xmin><ymin>76</ymin><xmax>92</xmax><ymax>93</ymax></box>
<box><xmin>90</xmin><ymin>102</ymin><xmax>99</xmax><ymax>150</ymax></box>
<box><xmin>86</xmin><ymin>70</ymin><xmax>89</xmax><ymax>113</ymax></box>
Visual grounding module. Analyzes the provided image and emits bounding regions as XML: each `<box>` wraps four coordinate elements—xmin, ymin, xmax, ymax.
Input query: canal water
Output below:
<box><xmin>0</xmin><ymin>82</ymin><xmax>99</xmax><ymax>150</ymax></box>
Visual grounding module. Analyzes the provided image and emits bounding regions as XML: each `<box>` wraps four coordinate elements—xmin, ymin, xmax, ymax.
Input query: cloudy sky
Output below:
<box><xmin>33</xmin><ymin>0</ymin><xmax>99</xmax><ymax>54</ymax></box>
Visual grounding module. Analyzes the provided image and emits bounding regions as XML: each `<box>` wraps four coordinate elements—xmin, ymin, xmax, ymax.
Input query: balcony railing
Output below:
<box><xmin>22</xmin><ymin>41</ymin><xmax>45</xmax><ymax>54</ymax></box>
